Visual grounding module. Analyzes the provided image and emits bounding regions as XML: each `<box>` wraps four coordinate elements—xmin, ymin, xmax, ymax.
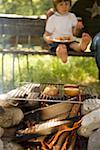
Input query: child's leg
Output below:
<box><xmin>56</xmin><ymin>44</ymin><xmax>68</xmax><ymax>63</ymax></box>
<box><xmin>69</xmin><ymin>33</ymin><xmax>91</xmax><ymax>52</ymax></box>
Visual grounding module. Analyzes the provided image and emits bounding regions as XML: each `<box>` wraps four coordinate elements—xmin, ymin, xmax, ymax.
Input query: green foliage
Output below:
<box><xmin>35</xmin><ymin>0</ymin><xmax>53</xmax><ymax>15</ymax></box>
<box><xmin>0</xmin><ymin>0</ymin><xmax>53</xmax><ymax>15</ymax></box>
<box><xmin>0</xmin><ymin>0</ymin><xmax>78</xmax><ymax>15</ymax></box>
<box><xmin>14</xmin><ymin>55</ymin><xmax>97</xmax><ymax>85</ymax></box>
<box><xmin>0</xmin><ymin>54</ymin><xmax>98</xmax><ymax>92</ymax></box>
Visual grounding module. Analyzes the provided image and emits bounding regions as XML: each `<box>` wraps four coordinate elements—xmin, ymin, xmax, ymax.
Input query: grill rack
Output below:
<box><xmin>6</xmin><ymin>82</ymin><xmax>100</xmax><ymax>104</ymax></box>
<box><xmin>39</xmin><ymin>82</ymin><xmax>65</xmax><ymax>100</ymax></box>
<box><xmin>7</xmin><ymin>82</ymin><xmax>65</xmax><ymax>100</ymax></box>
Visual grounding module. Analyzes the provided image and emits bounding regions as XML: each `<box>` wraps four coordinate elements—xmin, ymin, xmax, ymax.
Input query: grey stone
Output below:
<box><xmin>88</xmin><ymin>128</ymin><xmax>100</xmax><ymax>150</ymax></box>
<box><xmin>0</xmin><ymin>139</ymin><xmax>4</xmax><ymax>150</ymax></box>
<box><xmin>0</xmin><ymin>107</ymin><xmax>24</xmax><ymax>128</ymax></box>
<box><xmin>0</xmin><ymin>127</ymin><xmax>4</xmax><ymax>137</ymax></box>
<box><xmin>77</xmin><ymin>108</ymin><xmax>100</xmax><ymax>137</ymax></box>
<box><xmin>3</xmin><ymin>142</ymin><xmax>24</xmax><ymax>150</ymax></box>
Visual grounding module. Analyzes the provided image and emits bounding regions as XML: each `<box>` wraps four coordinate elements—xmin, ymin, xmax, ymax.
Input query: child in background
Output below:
<box><xmin>43</xmin><ymin>0</ymin><xmax>91</xmax><ymax>63</ymax></box>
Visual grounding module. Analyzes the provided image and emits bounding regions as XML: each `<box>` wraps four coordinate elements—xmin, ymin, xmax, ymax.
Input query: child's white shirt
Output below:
<box><xmin>46</xmin><ymin>12</ymin><xmax>78</xmax><ymax>39</ymax></box>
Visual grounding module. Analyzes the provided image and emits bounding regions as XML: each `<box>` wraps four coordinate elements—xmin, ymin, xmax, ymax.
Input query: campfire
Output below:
<box><xmin>0</xmin><ymin>83</ymin><xmax>100</xmax><ymax>150</ymax></box>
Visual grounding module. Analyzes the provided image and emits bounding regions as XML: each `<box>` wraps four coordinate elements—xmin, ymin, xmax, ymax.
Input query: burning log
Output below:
<box><xmin>17</xmin><ymin>119</ymin><xmax>71</xmax><ymax>136</ymax></box>
<box><xmin>0</xmin><ymin>82</ymin><xmax>100</xmax><ymax>149</ymax></box>
<box><xmin>66</xmin><ymin>132</ymin><xmax>77</xmax><ymax>150</ymax></box>
<box><xmin>40</xmin><ymin>102</ymin><xmax>73</xmax><ymax>121</ymax></box>
<box><xmin>39</xmin><ymin>119</ymin><xmax>81</xmax><ymax>150</ymax></box>
<box><xmin>54</xmin><ymin>132</ymin><xmax>68</xmax><ymax>150</ymax></box>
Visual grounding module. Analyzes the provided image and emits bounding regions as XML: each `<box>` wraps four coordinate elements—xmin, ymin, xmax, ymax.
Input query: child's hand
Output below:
<box><xmin>73</xmin><ymin>20</ymin><xmax>84</xmax><ymax>36</ymax></box>
<box><xmin>43</xmin><ymin>33</ymin><xmax>53</xmax><ymax>43</ymax></box>
<box><xmin>46</xmin><ymin>37</ymin><xmax>54</xmax><ymax>43</ymax></box>
<box><xmin>43</xmin><ymin>32</ymin><xmax>54</xmax><ymax>43</ymax></box>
